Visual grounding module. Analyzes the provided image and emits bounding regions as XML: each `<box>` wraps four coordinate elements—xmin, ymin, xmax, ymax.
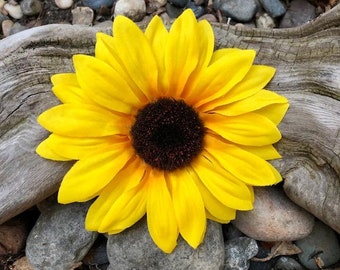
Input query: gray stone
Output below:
<box><xmin>71</xmin><ymin>6</ymin><xmax>94</xmax><ymax>25</ymax></box>
<box><xmin>165</xmin><ymin>3</ymin><xmax>183</xmax><ymax>18</ymax></box>
<box><xmin>107</xmin><ymin>218</ymin><xmax>224</xmax><ymax>269</ymax></box>
<box><xmin>274</xmin><ymin>257</ymin><xmax>304</xmax><ymax>270</ymax></box>
<box><xmin>258</xmin><ymin>0</ymin><xmax>286</xmax><ymax>17</ymax></box>
<box><xmin>82</xmin><ymin>0</ymin><xmax>114</xmax><ymax>9</ymax></box>
<box><xmin>20</xmin><ymin>0</ymin><xmax>42</xmax><ymax>16</ymax></box>
<box><xmin>232</xmin><ymin>187</ymin><xmax>315</xmax><ymax>242</ymax></box>
<box><xmin>280</xmin><ymin>0</ymin><xmax>316</xmax><ymax>28</ymax></box>
<box><xmin>213</xmin><ymin>0</ymin><xmax>258</xmax><ymax>22</ymax></box>
<box><xmin>114</xmin><ymin>0</ymin><xmax>146</xmax><ymax>22</ymax></box>
<box><xmin>26</xmin><ymin>199</ymin><xmax>97</xmax><ymax>270</ymax></box>
<box><xmin>295</xmin><ymin>220</ymin><xmax>340</xmax><ymax>270</ymax></box>
<box><xmin>224</xmin><ymin>237</ymin><xmax>258</xmax><ymax>270</ymax></box>
<box><xmin>9</xmin><ymin>22</ymin><xmax>27</xmax><ymax>35</ymax></box>
<box><xmin>187</xmin><ymin>2</ymin><xmax>206</xmax><ymax>18</ymax></box>
<box><xmin>168</xmin><ymin>0</ymin><xmax>189</xmax><ymax>8</ymax></box>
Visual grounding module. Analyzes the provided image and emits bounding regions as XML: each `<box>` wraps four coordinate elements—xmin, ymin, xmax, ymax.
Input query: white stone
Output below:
<box><xmin>55</xmin><ymin>0</ymin><xmax>73</xmax><ymax>9</ymax></box>
<box><xmin>2</xmin><ymin>19</ymin><xmax>14</xmax><ymax>37</ymax></box>
<box><xmin>256</xmin><ymin>13</ymin><xmax>276</xmax><ymax>29</ymax></box>
<box><xmin>114</xmin><ymin>0</ymin><xmax>146</xmax><ymax>22</ymax></box>
<box><xmin>4</xmin><ymin>3</ymin><xmax>23</xmax><ymax>19</ymax></box>
<box><xmin>71</xmin><ymin>6</ymin><xmax>94</xmax><ymax>26</ymax></box>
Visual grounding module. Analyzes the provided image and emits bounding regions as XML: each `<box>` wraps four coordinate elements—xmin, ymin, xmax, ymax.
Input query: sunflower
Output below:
<box><xmin>36</xmin><ymin>9</ymin><xmax>289</xmax><ymax>253</ymax></box>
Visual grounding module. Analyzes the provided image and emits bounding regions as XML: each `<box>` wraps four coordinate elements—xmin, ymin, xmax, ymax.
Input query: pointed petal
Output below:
<box><xmin>188</xmin><ymin>49</ymin><xmax>256</xmax><ymax>107</ymax></box>
<box><xmin>202</xmin><ymin>112</ymin><xmax>281</xmax><ymax>146</ymax></box>
<box><xmin>255</xmin><ymin>102</ymin><xmax>289</xmax><ymax>125</ymax></box>
<box><xmin>73</xmin><ymin>54</ymin><xmax>141</xmax><ymax>114</ymax></box>
<box><xmin>86</xmin><ymin>157</ymin><xmax>146</xmax><ymax>231</ymax></box>
<box><xmin>166</xmin><ymin>169</ymin><xmax>206</xmax><ymax>249</ymax></box>
<box><xmin>147</xmin><ymin>170</ymin><xmax>178</xmax><ymax>253</ymax></box>
<box><xmin>113</xmin><ymin>16</ymin><xmax>158</xmax><ymax>100</ymax></box>
<box><xmin>58</xmin><ymin>139</ymin><xmax>133</xmax><ymax>203</ymax></box>
<box><xmin>36</xmin><ymin>138</ymin><xmax>72</xmax><ymax>161</ymax></box>
<box><xmin>192</xmin><ymin>154</ymin><xmax>253</xmax><ymax>210</ymax></box>
<box><xmin>205</xmin><ymin>134</ymin><xmax>282</xmax><ymax>186</ymax></box>
<box><xmin>52</xmin><ymin>84</ymin><xmax>93</xmax><ymax>104</ymax></box>
<box><xmin>51</xmin><ymin>73</ymin><xmax>79</xmax><ymax>87</ymax></box>
<box><xmin>237</xmin><ymin>144</ymin><xmax>282</xmax><ymax>160</ymax></box>
<box><xmin>41</xmin><ymin>133</ymin><xmax>120</xmax><ymax>160</ymax></box>
<box><xmin>200</xmin><ymin>65</ymin><xmax>276</xmax><ymax>112</ymax></box>
<box><xmin>205</xmin><ymin>210</ymin><xmax>232</xmax><ymax>223</ymax></box>
<box><xmin>37</xmin><ymin>104</ymin><xmax>129</xmax><ymax>137</ymax></box>
<box><xmin>164</xmin><ymin>9</ymin><xmax>200</xmax><ymax>97</ymax></box>
<box><xmin>187</xmin><ymin>167</ymin><xmax>237</xmax><ymax>222</ymax></box>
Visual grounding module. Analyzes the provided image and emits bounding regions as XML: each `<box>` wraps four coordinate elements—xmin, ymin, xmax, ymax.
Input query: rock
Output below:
<box><xmin>1</xmin><ymin>19</ymin><xmax>13</xmax><ymax>37</ymax></box>
<box><xmin>107</xmin><ymin>218</ymin><xmax>224</xmax><ymax>269</ymax></box>
<box><xmin>20</xmin><ymin>0</ymin><xmax>42</xmax><ymax>16</ymax></box>
<box><xmin>71</xmin><ymin>6</ymin><xmax>94</xmax><ymax>25</ymax></box>
<box><xmin>0</xmin><ymin>12</ymin><xmax>9</xmax><ymax>25</ymax></box>
<box><xmin>258</xmin><ymin>0</ymin><xmax>286</xmax><ymax>18</ymax></box>
<box><xmin>114</xmin><ymin>0</ymin><xmax>146</xmax><ymax>22</ymax></box>
<box><xmin>187</xmin><ymin>2</ymin><xmax>206</xmax><ymax>18</ymax></box>
<box><xmin>0</xmin><ymin>216</ymin><xmax>28</xmax><ymax>255</ymax></box>
<box><xmin>256</xmin><ymin>13</ymin><xmax>275</xmax><ymax>28</ymax></box>
<box><xmin>198</xmin><ymin>13</ymin><xmax>218</xmax><ymax>23</ymax></box>
<box><xmin>282</xmin><ymin>158</ymin><xmax>340</xmax><ymax>233</ymax></box>
<box><xmin>274</xmin><ymin>257</ymin><xmax>304</xmax><ymax>270</ymax></box>
<box><xmin>146</xmin><ymin>0</ymin><xmax>167</xmax><ymax>13</ymax></box>
<box><xmin>213</xmin><ymin>0</ymin><xmax>258</xmax><ymax>22</ymax></box>
<box><xmin>82</xmin><ymin>0</ymin><xmax>114</xmax><ymax>10</ymax></box>
<box><xmin>82</xmin><ymin>236</ymin><xmax>109</xmax><ymax>268</ymax></box>
<box><xmin>9</xmin><ymin>22</ymin><xmax>27</xmax><ymax>35</ymax></box>
<box><xmin>12</xmin><ymin>256</ymin><xmax>35</xmax><ymax>270</ymax></box>
<box><xmin>279</xmin><ymin>0</ymin><xmax>316</xmax><ymax>28</ymax></box>
<box><xmin>168</xmin><ymin>0</ymin><xmax>189</xmax><ymax>8</ymax></box>
<box><xmin>232</xmin><ymin>186</ymin><xmax>315</xmax><ymax>242</ymax></box>
<box><xmin>165</xmin><ymin>3</ymin><xmax>183</xmax><ymax>18</ymax></box>
<box><xmin>295</xmin><ymin>220</ymin><xmax>340</xmax><ymax>270</ymax></box>
<box><xmin>54</xmin><ymin>0</ymin><xmax>73</xmax><ymax>9</ymax></box>
<box><xmin>4</xmin><ymin>3</ymin><xmax>23</xmax><ymax>19</ymax></box>
<box><xmin>26</xmin><ymin>200</ymin><xmax>97</xmax><ymax>270</ymax></box>
<box><xmin>224</xmin><ymin>237</ymin><xmax>258</xmax><ymax>270</ymax></box>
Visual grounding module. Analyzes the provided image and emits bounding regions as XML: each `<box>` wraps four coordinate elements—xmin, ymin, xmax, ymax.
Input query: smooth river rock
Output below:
<box><xmin>232</xmin><ymin>186</ymin><xmax>315</xmax><ymax>241</ymax></box>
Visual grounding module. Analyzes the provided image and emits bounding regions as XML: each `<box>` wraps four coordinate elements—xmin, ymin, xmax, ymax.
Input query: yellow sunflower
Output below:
<box><xmin>36</xmin><ymin>9</ymin><xmax>289</xmax><ymax>253</ymax></box>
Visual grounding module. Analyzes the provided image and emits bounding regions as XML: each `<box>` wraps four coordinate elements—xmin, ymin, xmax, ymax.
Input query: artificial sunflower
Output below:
<box><xmin>36</xmin><ymin>9</ymin><xmax>289</xmax><ymax>253</ymax></box>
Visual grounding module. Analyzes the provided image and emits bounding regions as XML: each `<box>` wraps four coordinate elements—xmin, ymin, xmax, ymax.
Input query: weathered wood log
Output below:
<box><xmin>0</xmin><ymin>6</ymin><xmax>339</xmax><ymax>232</ymax></box>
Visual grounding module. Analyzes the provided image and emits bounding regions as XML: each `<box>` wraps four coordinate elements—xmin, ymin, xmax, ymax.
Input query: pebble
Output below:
<box><xmin>72</xmin><ymin>6</ymin><xmax>94</xmax><ymax>25</ymax></box>
<box><xmin>258</xmin><ymin>0</ymin><xmax>286</xmax><ymax>18</ymax></box>
<box><xmin>213</xmin><ymin>0</ymin><xmax>258</xmax><ymax>22</ymax></box>
<box><xmin>82</xmin><ymin>0</ymin><xmax>114</xmax><ymax>10</ymax></box>
<box><xmin>274</xmin><ymin>257</ymin><xmax>305</xmax><ymax>270</ymax></box>
<box><xmin>54</xmin><ymin>0</ymin><xmax>73</xmax><ymax>9</ymax></box>
<box><xmin>295</xmin><ymin>220</ymin><xmax>340</xmax><ymax>270</ymax></box>
<box><xmin>256</xmin><ymin>12</ymin><xmax>275</xmax><ymax>28</ymax></box>
<box><xmin>4</xmin><ymin>2</ymin><xmax>23</xmax><ymax>19</ymax></box>
<box><xmin>198</xmin><ymin>13</ymin><xmax>218</xmax><ymax>23</ymax></box>
<box><xmin>280</xmin><ymin>0</ymin><xmax>316</xmax><ymax>28</ymax></box>
<box><xmin>232</xmin><ymin>186</ymin><xmax>315</xmax><ymax>242</ymax></box>
<box><xmin>9</xmin><ymin>22</ymin><xmax>27</xmax><ymax>35</ymax></box>
<box><xmin>114</xmin><ymin>0</ymin><xmax>146</xmax><ymax>22</ymax></box>
<box><xmin>224</xmin><ymin>237</ymin><xmax>258</xmax><ymax>270</ymax></box>
<box><xmin>187</xmin><ymin>1</ymin><xmax>206</xmax><ymax>18</ymax></box>
<box><xmin>1</xmin><ymin>19</ymin><xmax>13</xmax><ymax>37</ymax></box>
<box><xmin>26</xmin><ymin>200</ymin><xmax>97</xmax><ymax>270</ymax></box>
<box><xmin>165</xmin><ymin>3</ymin><xmax>183</xmax><ymax>18</ymax></box>
<box><xmin>107</xmin><ymin>218</ymin><xmax>224</xmax><ymax>269</ymax></box>
<box><xmin>12</xmin><ymin>256</ymin><xmax>35</xmax><ymax>270</ymax></box>
<box><xmin>20</xmin><ymin>0</ymin><xmax>42</xmax><ymax>16</ymax></box>
<box><xmin>82</xmin><ymin>235</ymin><xmax>109</xmax><ymax>268</ymax></box>
<box><xmin>168</xmin><ymin>0</ymin><xmax>189</xmax><ymax>8</ymax></box>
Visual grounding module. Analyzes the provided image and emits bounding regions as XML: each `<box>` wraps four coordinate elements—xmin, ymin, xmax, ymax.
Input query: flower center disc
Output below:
<box><xmin>131</xmin><ymin>98</ymin><xmax>205</xmax><ymax>171</ymax></box>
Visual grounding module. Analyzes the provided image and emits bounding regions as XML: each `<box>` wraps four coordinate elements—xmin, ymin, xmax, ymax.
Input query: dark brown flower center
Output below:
<box><xmin>130</xmin><ymin>98</ymin><xmax>205</xmax><ymax>171</ymax></box>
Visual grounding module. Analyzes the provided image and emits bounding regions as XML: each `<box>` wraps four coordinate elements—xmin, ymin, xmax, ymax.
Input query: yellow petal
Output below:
<box><xmin>36</xmin><ymin>138</ymin><xmax>72</xmax><ymax>161</ymax></box>
<box><xmin>205</xmin><ymin>210</ymin><xmax>232</xmax><ymax>224</ymax></box>
<box><xmin>202</xmin><ymin>112</ymin><xmax>281</xmax><ymax>146</ymax></box>
<box><xmin>187</xmin><ymin>167</ymin><xmax>237</xmax><ymax>222</ymax></box>
<box><xmin>192</xmin><ymin>154</ymin><xmax>253</xmax><ymax>210</ymax></box>
<box><xmin>147</xmin><ymin>170</ymin><xmax>178</xmax><ymax>253</ymax></box>
<box><xmin>164</xmin><ymin>9</ymin><xmax>200</xmax><ymax>97</ymax></box>
<box><xmin>237</xmin><ymin>144</ymin><xmax>282</xmax><ymax>160</ymax></box>
<box><xmin>58</xmin><ymin>139</ymin><xmax>133</xmax><ymax>203</ymax></box>
<box><xmin>86</xmin><ymin>157</ymin><xmax>146</xmax><ymax>231</ymax></box>
<box><xmin>166</xmin><ymin>169</ymin><xmax>206</xmax><ymax>249</ymax></box>
<box><xmin>41</xmin><ymin>134</ymin><xmax>120</xmax><ymax>160</ymax></box>
<box><xmin>37</xmin><ymin>104</ymin><xmax>129</xmax><ymax>137</ymax></box>
<box><xmin>52</xmin><ymin>84</ymin><xmax>93</xmax><ymax>104</ymax></box>
<box><xmin>255</xmin><ymin>102</ymin><xmax>289</xmax><ymax>125</ymax></box>
<box><xmin>213</xmin><ymin>89</ymin><xmax>288</xmax><ymax>117</ymax></box>
<box><xmin>51</xmin><ymin>73</ymin><xmax>79</xmax><ymax>87</ymax></box>
<box><xmin>205</xmin><ymin>134</ymin><xmax>282</xmax><ymax>186</ymax></box>
<box><xmin>100</xmin><ymin>180</ymin><xmax>147</xmax><ymax>234</ymax></box>
<box><xmin>113</xmin><ymin>15</ymin><xmax>158</xmax><ymax>100</ymax></box>
<box><xmin>73</xmin><ymin>54</ymin><xmax>141</xmax><ymax>114</ymax></box>
<box><xmin>200</xmin><ymin>65</ymin><xmax>275</xmax><ymax>112</ymax></box>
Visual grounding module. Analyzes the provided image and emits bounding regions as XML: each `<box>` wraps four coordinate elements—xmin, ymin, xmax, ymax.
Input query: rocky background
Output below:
<box><xmin>0</xmin><ymin>0</ymin><xmax>339</xmax><ymax>270</ymax></box>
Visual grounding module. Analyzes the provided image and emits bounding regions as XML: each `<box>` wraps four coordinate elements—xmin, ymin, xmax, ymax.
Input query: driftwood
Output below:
<box><xmin>0</xmin><ymin>6</ymin><xmax>339</xmax><ymax>232</ymax></box>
